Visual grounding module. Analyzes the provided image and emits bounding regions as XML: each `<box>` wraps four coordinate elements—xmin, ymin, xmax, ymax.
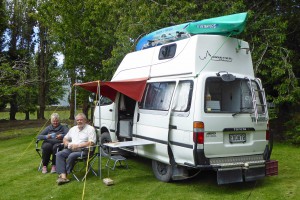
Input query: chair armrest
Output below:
<box><xmin>79</xmin><ymin>144</ymin><xmax>99</xmax><ymax>157</ymax></box>
<box><xmin>35</xmin><ymin>139</ymin><xmax>41</xmax><ymax>150</ymax></box>
<box><xmin>56</xmin><ymin>143</ymin><xmax>64</xmax><ymax>153</ymax></box>
<box><xmin>79</xmin><ymin>145</ymin><xmax>98</xmax><ymax>152</ymax></box>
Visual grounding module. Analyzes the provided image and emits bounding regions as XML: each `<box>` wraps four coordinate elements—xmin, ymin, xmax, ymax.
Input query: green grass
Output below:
<box><xmin>0</xmin><ymin>109</ymin><xmax>71</xmax><ymax>121</ymax></box>
<box><xmin>0</xmin><ymin>128</ymin><xmax>299</xmax><ymax>200</ymax></box>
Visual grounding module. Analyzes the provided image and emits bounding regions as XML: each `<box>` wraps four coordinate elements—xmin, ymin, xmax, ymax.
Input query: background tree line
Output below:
<box><xmin>0</xmin><ymin>0</ymin><xmax>299</xmax><ymax>142</ymax></box>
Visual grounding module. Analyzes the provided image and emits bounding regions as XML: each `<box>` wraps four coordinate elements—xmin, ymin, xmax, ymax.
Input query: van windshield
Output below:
<box><xmin>204</xmin><ymin>77</ymin><xmax>266</xmax><ymax>114</ymax></box>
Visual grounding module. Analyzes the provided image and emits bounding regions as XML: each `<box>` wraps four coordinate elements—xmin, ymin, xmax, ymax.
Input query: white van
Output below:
<box><xmin>92</xmin><ymin>34</ymin><xmax>275</xmax><ymax>184</ymax></box>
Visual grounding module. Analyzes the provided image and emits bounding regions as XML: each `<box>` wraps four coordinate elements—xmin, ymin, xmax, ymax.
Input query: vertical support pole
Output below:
<box><xmin>74</xmin><ymin>83</ymin><xmax>77</xmax><ymax>125</ymax></box>
<box><xmin>97</xmin><ymin>81</ymin><xmax>102</xmax><ymax>179</ymax></box>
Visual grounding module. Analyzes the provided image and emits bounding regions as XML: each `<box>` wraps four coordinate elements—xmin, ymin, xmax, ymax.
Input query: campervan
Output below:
<box><xmin>93</xmin><ymin>34</ymin><xmax>275</xmax><ymax>184</ymax></box>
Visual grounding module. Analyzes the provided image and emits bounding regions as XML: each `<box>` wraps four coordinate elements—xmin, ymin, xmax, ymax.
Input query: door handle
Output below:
<box><xmin>169</xmin><ymin>125</ymin><xmax>177</xmax><ymax>129</ymax></box>
<box><xmin>137</xmin><ymin>113</ymin><xmax>140</xmax><ymax>122</ymax></box>
<box><xmin>109</xmin><ymin>109</ymin><xmax>113</xmax><ymax>112</ymax></box>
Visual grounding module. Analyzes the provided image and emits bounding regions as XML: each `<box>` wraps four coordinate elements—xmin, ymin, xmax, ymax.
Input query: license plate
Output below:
<box><xmin>229</xmin><ymin>133</ymin><xmax>246</xmax><ymax>143</ymax></box>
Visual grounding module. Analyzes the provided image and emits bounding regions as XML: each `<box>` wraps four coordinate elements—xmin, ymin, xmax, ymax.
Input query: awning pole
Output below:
<box><xmin>74</xmin><ymin>84</ymin><xmax>77</xmax><ymax>125</ymax></box>
<box><xmin>97</xmin><ymin>81</ymin><xmax>102</xmax><ymax>179</ymax></box>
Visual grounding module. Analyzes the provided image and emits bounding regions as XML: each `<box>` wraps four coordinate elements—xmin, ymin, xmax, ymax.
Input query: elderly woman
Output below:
<box><xmin>37</xmin><ymin>113</ymin><xmax>69</xmax><ymax>174</ymax></box>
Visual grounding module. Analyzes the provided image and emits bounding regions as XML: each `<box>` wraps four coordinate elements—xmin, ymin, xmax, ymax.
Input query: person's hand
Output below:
<box><xmin>64</xmin><ymin>141</ymin><xmax>69</xmax><ymax>148</ymax></box>
<box><xmin>56</xmin><ymin>134</ymin><xmax>62</xmax><ymax>140</ymax></box>
<box><xmin>68</xmin><ymin>143</ymin><xmax>79</xmax><ymax>150</ymax></box>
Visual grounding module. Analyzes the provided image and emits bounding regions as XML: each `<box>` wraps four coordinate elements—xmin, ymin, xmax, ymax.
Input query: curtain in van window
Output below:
<box><xmin>241</xmin><ymin>81</ymin><xmax>252</xmax><ymax>110</ymax></box>
<box><xmin>160</xmin><ymin>83</ymin><xmax>175</xmax><ymax>110</ymax></box>
<box><xmin>119</xmin><ymin>94</ymin><xmax>126</xmax><ymax>110</ymax></box>
<box><xmin>172</xmin><ymin>81</ymin><xmax>192</xmax><ymax>112</ymax></box>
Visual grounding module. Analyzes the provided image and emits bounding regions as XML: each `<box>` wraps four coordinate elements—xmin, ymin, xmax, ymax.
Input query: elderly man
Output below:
<box><xmin>56</xmin><ymin>113</ymin><xmax>96</xmax><ymax>185</ymax></box>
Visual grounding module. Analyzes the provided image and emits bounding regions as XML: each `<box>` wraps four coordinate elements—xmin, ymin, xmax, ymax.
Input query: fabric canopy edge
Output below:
<box><xmin>73</xmin><ymin>77</ymin><xmax>148</xmax><ymax>102</ymax></box>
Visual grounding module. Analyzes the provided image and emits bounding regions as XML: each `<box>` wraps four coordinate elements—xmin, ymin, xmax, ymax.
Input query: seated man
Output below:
<box><xmin>56</xmin><ymin>113</ymin><xmax>96</xmax><ymax>185</ymax></box>
<box><xmin>37</xmin><ymin>113</ymin><xmax>69</xmax><ymax>174</ymax></box>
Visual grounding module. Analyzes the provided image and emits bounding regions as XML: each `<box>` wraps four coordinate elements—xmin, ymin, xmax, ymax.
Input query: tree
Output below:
<box><xmin>0</xmin><ymin>0</ymin><xmax>67</xmax><ymax>120</ymax></box>
<box><xmin>38</xmin><ymin>0</ymin><xmax>119</xmax><ymax>119</ymax></box>
<box><xmin>0</xmin><ymin>0</ymin><xmax>7</xmax><ymax>49</ymax></box>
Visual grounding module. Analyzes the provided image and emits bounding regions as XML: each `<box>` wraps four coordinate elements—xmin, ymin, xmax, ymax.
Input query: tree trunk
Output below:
<box><xmin>37</xmin><ymin>25</ymin><xmax>47</xmax><ymax>120</ymax></box>
<box><xmin>69</xmin><ymin>76</ymin><xmax>75</xmax><ymax>121</ymax></box>
<box><xmin>82</xmin><ymin>98</ymin><xmax>90</xmax><ymax>121</ymax></box>
<box><xmin>9</xmin><ymin>94</ymin><xmax>17</xmax><ymax>120</ymax></box>
<box><xmin>25</xmin><ymin>111</ymin><xmax>30</xmax><ymax>120</ymax></box>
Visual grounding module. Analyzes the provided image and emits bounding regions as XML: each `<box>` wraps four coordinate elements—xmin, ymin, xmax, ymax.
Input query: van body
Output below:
<box><xmin>94</xmin><ymin>35</ymin><xmax>272</xmax><ymax>184</ymax></box>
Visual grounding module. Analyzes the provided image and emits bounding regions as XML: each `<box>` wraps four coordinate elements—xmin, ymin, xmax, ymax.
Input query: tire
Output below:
<box><xmin>152</xmin><ymin>160</ymin><xmax>173</xmax><ymax>182</ymax></box>
<box><xmin>100</xmin><ymin>132</ymin><xmax>111</xmax><ymax>157</ymax></box>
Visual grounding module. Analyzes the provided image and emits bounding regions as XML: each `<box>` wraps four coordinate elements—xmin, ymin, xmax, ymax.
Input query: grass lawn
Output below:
<box><xmin>0</xmin><ymin>126</ymin><xmax>299</xmax><ymax>200</ymax></box>
<box><xmin>0</xmin><ymin>109</ymin><xmax>72</xmax><ymax>121</ymax></box>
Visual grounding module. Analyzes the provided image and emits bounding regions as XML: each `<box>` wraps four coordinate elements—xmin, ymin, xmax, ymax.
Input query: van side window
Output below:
<box><xmin>100</xmin><ymin>96</ymin><xmax>113</xmax><ymax>106</ymax></box>
<box><xmin>172</xmin><ymin>80</ymin><xmax>193</xmax><ymax>112</ymax></box>
<box><xmin>140</xmin><ymin>82</ymin><xmax>176</xmax><ymax>111</ymax></box>
<box><xmin>158</xmin><ymin>44</ymin><xmax>177</xmax><ymax>60</ymax></box>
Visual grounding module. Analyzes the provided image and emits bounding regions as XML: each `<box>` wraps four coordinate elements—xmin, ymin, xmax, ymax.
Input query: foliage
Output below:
<box><xmin>283</xmin><ymin>111</ymin><xmax>300</xmax><ymax>145</ymax></box>
<box><xmin>0</xmin><ymin>0</ymin><xmax>7</xmax><ymax>48</ymax></box>
<box><xmin>244</xmin><ymin>2</ymin><xmax>299</xmax><ymax>106</ymax></box>
<box><xmin>0</xmin><ymin>0</ymin><xmax>299</xmax><ymax>137</ymax></box>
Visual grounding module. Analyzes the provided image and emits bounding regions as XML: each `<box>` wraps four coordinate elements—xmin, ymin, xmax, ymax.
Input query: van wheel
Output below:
<box><xmin>152</xmin><ymin>160</ymin><xmax>172</xmax><ymax>182</ymax></box>
<box><xmin>100</xmin><ymin>132</ymin><xmax>111</xmax><ymax>157</ymax></box>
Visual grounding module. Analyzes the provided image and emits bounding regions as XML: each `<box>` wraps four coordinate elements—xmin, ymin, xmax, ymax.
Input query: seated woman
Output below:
<box><xmin>37</xmin><ymin>113</ymin><xmax>69</xmax><ymax>174</ymax></box>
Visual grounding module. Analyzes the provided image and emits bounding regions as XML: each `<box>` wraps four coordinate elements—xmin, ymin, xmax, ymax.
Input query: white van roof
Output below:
<box><xmin>112</xmin><ymin>34</ymin><xmax>254</xmax><ymax>81</ymax></box>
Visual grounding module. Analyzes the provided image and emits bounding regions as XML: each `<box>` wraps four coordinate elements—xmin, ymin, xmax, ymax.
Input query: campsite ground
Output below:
<box><xmin>1</xmin><ymin>111</ymin><xmax>300</xmax><ymax>199</ymax></box>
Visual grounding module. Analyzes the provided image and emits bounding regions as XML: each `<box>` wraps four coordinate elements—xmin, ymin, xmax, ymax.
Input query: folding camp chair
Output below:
<box><xmin>35</xmin><ymin>140</ymin><xmax>64</xmax><ymax>171</ymax></box>
<box><xmin>71</xmin><ymin>130</ymin><xmax>101</xmax><ymax>181</ymax></box>
<box><xmin>35</xmin><ymin>139</ymin><xmax>46</xmax><ymax>171</ymax></box>
<box><xmin>105</xmin><ymin>154</ymin><xmax>128</xmax><ymax>170</ymax></box>
<box><xmin>35</xmin><ymin>124</ymin><xmax>68</xmax><ymax>171</ymax></box>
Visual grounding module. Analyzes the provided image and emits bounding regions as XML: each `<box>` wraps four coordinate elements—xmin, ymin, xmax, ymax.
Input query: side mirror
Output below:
<box><xmin>89</xmin><ymin>94</ymin><xmax>95</xmax><ymax>103</ymax></box>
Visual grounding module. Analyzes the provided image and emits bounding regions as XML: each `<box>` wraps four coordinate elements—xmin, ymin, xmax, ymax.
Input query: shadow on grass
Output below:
<box><xmin>119</xmin><ymin>155</ymin><xmax>264</xmax><ymax>192</ymax></box>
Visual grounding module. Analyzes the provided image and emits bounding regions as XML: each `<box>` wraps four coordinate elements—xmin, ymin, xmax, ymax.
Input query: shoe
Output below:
<box><xmin>42</xmin><ymin>166</ymin><xmax>47</xmax><ymax>174</ymax></box>
<box><xmin>56</xmin><ymin>177</ymin><xmax>70</xmax><ymax>185</ymax></box>
<box><xmin>51</xmin><ymin>165</ymin><xmax>56</xmax><ymax>173</ymax></box>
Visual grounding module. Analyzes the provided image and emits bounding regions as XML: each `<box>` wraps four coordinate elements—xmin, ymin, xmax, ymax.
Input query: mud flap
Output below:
<box><xmin>244</xmin><ymin>166</ymin><xmax>265</xmax><ymax>182</ymax></box>
<box><xmin>217</xmin><ymin>168</ymin><xmax>243</xmax><ymax>185</ymax></box>
<box><xmin>172</xmin><ymin>165</ymin><xmax>189</xmax><ymax>180</ymax></box>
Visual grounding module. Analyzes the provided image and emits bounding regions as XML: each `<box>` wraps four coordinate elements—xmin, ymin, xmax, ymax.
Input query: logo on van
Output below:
<box><xmin>199</xmin><ymin>51</ymin><xmax>232</xmax><ymax>62</ymax></box>
<box><xmin>206</xmin><ymin>132</ymin><xmax>216</xmax><ymax>137</ymax></box>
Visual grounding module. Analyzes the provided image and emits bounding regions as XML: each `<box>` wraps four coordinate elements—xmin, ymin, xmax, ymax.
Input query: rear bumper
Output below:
<box><xmin>210</xmin><ymin>155</ymin><xmax>268</xmax><ymax>184</ymax></box>
<box><xmin>185</xmin><ymin>156</ymin><xmax>279</xmax><ymax>184</ymax></box>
